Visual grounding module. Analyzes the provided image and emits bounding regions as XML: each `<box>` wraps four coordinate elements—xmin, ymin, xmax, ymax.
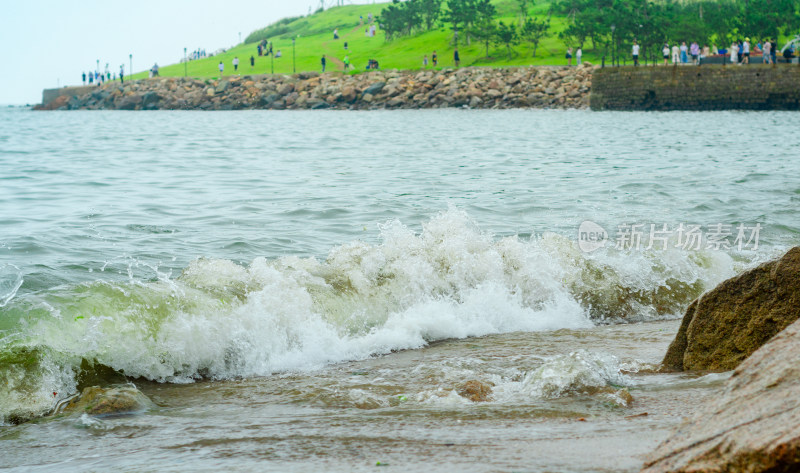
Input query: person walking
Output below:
<box><xmin>576</xmin><ymin>47</ymin><xmax>582</xmax><ymax>65</ymax></box>
<box><xmin>218</xmin><ymin>61</ymin><xmax>224</xmax><ymax>77</ymax></box>
<box><xmin>343</xmin><ymin>55</ymin><xmax>350</xmax><ymax>71</ymax></box>
<box><xmin>423</xmin><ymin>55</ymin><xmax>429</xmax><ymax>69</ymax></box>
<box><xmin>729</xmin><ymin>41</ymin><xmax>738</xmax><ymax>65</ymax></box>
<box><xmin>690</xmin><ymin>42</ymin><xmax>700</xmax><ymax>65</ymax></box>
<box><xmin>321</xmin><ymin>55</ymin><xmax>326</xmax><ymax>73</ymax></box>
<box><xmin>671</xmin><ymin>43</ymin><xmax>679</xmax><ymax>64</ymax></box>
<box><xmin>233</xmin><ymin>57</ymin><xmax>239</xmax><ymax>72</ymax></box>
<box><xmin>333</xmin><ymin>28</ymin><xmax>339</xmax><ymax>40</ymax></box>
<box><xmin>250</xmin><ymin>55</ymin><xmax>255</xmax><ymax>69</ymax></box>
<box><xmin>737</xmin><ymin>39</ymin><xmax>743</xmax><ymax>63</ymax></box>
<box><xmin>632</xmin><ymin>40</ymin><xmax>640</xmax><ymax>66</ymax></box>
<box><xmin>82</xmin><ymin>72</ymin><xmax>87</xmax><ymax>85</ymax></box>
<box><xmin>454</xmin><ymin>48</ymin><xmax>460</xmax><ymax>67</ymax></box>
<box><xmin>742</xmin><ymin>38</ymin><xmax>750</xmax><ymax>64</ymax></box>
<box><xmin>432</xmin><ymin>50</ymin><xmax>438</xmax><ymax>66</ymax></box>
<box><xmin>770</xmin><ymin>38</ymin><xmax>777</xmax><ymax>65</ymax></box>
<box><xmin>566</xmin><ymin>47</ymin><xmax>573</xmax><ymax>66</ymax></box>
<box><xmin>763</xmin><ymin>39</ymin><xmax>771</xmax><ymax>64</ymax></box>
<box><xmin>662</xmin><ymin>43</ymin><xmax>670</xmax><ymax>65</ymax></box>
<box><xmin>119</xmin><ymin>65</ymin><xmax>124</xmax><ymax>84</ymax></box>
<box><xmin>680</xmin><ymin>42</ymin><xmax>688</xmax><ymax>64</ymax></box>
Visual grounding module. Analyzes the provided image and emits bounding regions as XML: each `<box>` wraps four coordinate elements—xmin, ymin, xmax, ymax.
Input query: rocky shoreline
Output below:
<box><xmin>36</xmin><ymin>65</ymin><xmax>594</xmax><ymax>111</ymax></box>
<box><xmin>646</xmin><ymin>246</ymin><xmax>800</xmax><ymax>473</ymax></box>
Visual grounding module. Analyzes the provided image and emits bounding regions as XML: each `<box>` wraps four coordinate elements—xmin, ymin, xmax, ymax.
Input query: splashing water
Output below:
<box><xmin>0</xmin><ymin>264</ymin><xmax>23</xmax><ymax>308</ymax></box>
<box><xmin>0</xmin><ymin>208</ymin><xmax>760</xmax><ymax>423</ymax></box>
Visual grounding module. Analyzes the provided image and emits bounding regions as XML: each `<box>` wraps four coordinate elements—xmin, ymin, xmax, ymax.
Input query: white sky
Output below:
<box><xmin>0</xmin><ymin>0</ymin><xmax>374</xmax><ymax>105</ymax></box>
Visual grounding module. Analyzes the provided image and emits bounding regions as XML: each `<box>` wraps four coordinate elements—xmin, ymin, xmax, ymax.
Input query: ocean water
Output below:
<box><xmin>0</xmin><ymin>107</ymin><xmax>798</xmax><ymax>471</ymax></box>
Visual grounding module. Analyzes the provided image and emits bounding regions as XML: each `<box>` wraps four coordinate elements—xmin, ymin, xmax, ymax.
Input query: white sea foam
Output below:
<box><xmin>0</xmin><ymin>263</ymin><xmax>23</xmax><ymax>308</ymax></box>
<box><xmin>0</xmin><ymin>208</ymin><xmax>756</xmax><ymax>421</ymax></box>
<box><xmin>500</xmin><ymin>351</ymin><xmax>631</xmax><ymax>399</ymax></box>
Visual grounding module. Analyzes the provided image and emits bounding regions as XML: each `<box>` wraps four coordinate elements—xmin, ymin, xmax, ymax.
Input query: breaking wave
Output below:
<box><xmin>0</xmin><ymin>208</ymin><xmax>758</xmax><ymax>423</ymax></box>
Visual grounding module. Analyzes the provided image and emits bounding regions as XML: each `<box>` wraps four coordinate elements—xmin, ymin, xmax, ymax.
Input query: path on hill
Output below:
<box><xmin>321</xmin><ymin>23</ymin><xmax>367</xmax><ymax>71</ymax></box>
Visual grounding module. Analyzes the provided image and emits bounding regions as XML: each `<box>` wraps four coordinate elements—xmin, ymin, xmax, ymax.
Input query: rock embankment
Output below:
<box><xmin>642</xmin><ymin>318</ymin><xmax>800</xmax><ymax>473</ymax></box>
<box><xmin>36</xmin><ymin>65</ymin><xmax>594</xmax><ymax>111</ymax></box>
<box><xmin>662</xmin><ymin>247</ymin><xmax>800</xmax><ymax>372</ymax></box>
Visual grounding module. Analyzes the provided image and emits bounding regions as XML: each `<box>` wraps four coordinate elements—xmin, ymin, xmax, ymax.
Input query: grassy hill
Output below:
<box><xmin>131</xmin><ymin>1</ymin><xmax>599</xmax><ymax>80</ymax></box>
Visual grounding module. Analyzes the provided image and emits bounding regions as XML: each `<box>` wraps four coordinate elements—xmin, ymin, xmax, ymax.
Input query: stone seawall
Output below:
<box><xmin>41</xmin><ymin>86</ymin><xmax>96</xmax><ymax>107</ymax></box>
<box><xmin>591</xmin><ymin>65</ymin><xmax>800</xmax><ymax>111</ymax></box>
<box><xmin>35</xmin><ymin>65</ymin><xmax>593</xmax><ymax>111</ymax></box>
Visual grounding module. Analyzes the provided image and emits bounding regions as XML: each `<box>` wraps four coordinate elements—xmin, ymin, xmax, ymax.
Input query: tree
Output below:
<box><xmin>378</xmin><ymin>0</ymin><xmax>423</xmax><ymax>40</ymax></box>
<box><xmin>521</xmin><ymin>16</ymin><xmax>549</xmax><ymax>57</ymax></box>
<box><xmin>701</xmin><ymin>0</ymin><xmax>738</xmax><ymax>47</ymax></box>
<box><xmin>739</xmin><ymin>0</ymin><xmax>800</xmax><ymax>40</ymax></box>
<box><xmin>378</xmin><ymin>1</ymin><xmax>406</xmax><ymax>40</ymax></box>
<box><xmin>444</xmin><ymin>0</ymin><xmax>472</xmax><ymax>46</ymax></box>
<box><xmin>419</xmin><ymin>0</ymin><xmax>444</xmax><ymax>31</ymax></box>
<box><xmin>517</xmin><ymin>0</ymin><xmax>533</xmax><ymax>22</ymax></box>
<box><xmin>445</xmin><ymin>0</ymin><xmax>493</xmax><ymax>46</ymax></box>
<box><xmin>555</xmin><ymin>0</ymin><xmax>609</xmax><ymax>51</ymax></box>
<box><xmin>471</xmin><ymin>17</ymin><xmax>499</xmax><ymax>58</ymax></box>
<box><xmin>494</xmin><ymin>21</ymin><xmax>520</xmax><ymax>59</ymax></box>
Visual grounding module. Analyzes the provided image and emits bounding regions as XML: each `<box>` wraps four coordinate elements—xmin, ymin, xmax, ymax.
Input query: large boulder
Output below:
<box><xmin>259</xmin><ymin>92</ymin><xmax>281</xmax><ymax>107</ymax></box>
<box><xmin>642</xmin><ymin>318</ymin><xmax>800</xmax><ymax>473</ymax></box>
<box><xmin>662</xmin><ymin>247</ymin><xmax>800</xmax><ymax>371</ymax></box>
<box><xmin>116</xmin><ymin>94</ymin><xmax>142</xmax><ymax>110</ymax></box>
<box><xmin>362</xmin><ymin>82</ymin><xmax>385</xmax><ymax>97</ymax></box>
<box><xmin>141</xmin><ymin>91</ymin><xmax>161</xmax><ymax>109</ymax></box>
<box><xmin>215</xmin><ymin>80</ymin><xmax>231</xmax><ymax>94</ymax></box>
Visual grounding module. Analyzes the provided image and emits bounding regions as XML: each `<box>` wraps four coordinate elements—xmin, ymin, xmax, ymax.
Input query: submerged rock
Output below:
<box><xmin>597</xmin><ymin>387</ymin><xmax>634</xmax><ymax>407</ymax></box>
<box><xmin>456</xmin><ymin>380</ymin><xmax>493</xmax><ymax>402</ymax></box>
<box><xmin>62</xmin><ymin>384</ymin><xmax>153</xmax><ymax>416</ymax></box>
<box><xmin>642</xmin><ymin>319</ymin><xmax>800</xmax><ymax>473</ymax></box>
<box><xmin>662</xmin><ymin>247</ymin><xmax>800</xmax><ymax>371</ymax></box>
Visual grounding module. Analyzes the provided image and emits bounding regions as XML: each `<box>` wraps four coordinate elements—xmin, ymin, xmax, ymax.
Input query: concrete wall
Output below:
<box><xmin>591</xmin><ymin>65</ymin><xmax>800</xmax><ymax>111</ymax></box>
<box><xmin>41</xmin><ymin>86</ymin><xmax>96</xmax><ymax>107</ymax></box>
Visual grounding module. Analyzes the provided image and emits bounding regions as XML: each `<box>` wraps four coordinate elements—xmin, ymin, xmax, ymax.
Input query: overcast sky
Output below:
<box><xmin>1</xmin><ymin>0</ymin><xmax>374</xmax><ymax>105</ymax></box>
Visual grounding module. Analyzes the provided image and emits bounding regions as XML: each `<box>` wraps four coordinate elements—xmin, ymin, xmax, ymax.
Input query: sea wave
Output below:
<box><xmin>0</xmin><ymin>208</ymin><xmax>762</xmax><ymax>423</ymax></box>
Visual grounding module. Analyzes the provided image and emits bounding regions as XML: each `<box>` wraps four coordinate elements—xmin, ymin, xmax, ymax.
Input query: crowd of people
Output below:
<box><xmin>642</xmin><ymin>38</ymin><xmax>792</xmax><ymax>66</ymax></box>
<box><xmin>558</xmin><ymin>37</ymin><xmax>795</xmax><ymax>68</ymax></box>
<box><xmin>188</xmin><ymin>49</ymin><xmax>207</xmax><ymax>61</ymax></box>
<box><xmin>256</xmin><ymin>39</ymin><xmax>274</xmax><ymax>57</ymax></box>
<box><xmin>82</xmin><ymin>65</ymin><xmax>117</xmax><ymax>86</ymax></box>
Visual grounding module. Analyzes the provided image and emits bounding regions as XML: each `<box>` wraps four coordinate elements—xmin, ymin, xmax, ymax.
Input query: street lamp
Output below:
<box><xmin>239</xmin><ymin>32</ymin><xmax>242</xmax><ymax>44</ymax></box>
<box><xmin>129</xmin><ymin>54</ymin><xmax>133</xmax><ymax>80</ymax></box>
<box><xmin>184</xmin><ymin>47</ymin><xmax>188</xmax><ymax>77</ymax></box>
<box><xmin>292</xmin><ymin>37</ymin><xmax>296</xmax><ymax>73</ymax></box>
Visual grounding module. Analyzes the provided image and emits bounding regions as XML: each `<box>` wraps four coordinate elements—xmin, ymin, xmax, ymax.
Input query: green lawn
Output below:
<box><xmin>130</xmin><ymin>1</ymin><xmax>608</xmax><ymax>81</ymax></box>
